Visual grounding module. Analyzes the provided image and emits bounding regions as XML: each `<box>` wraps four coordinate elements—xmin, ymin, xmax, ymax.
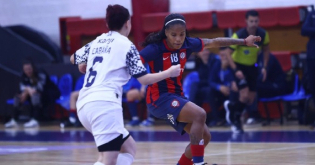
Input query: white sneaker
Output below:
<box><xmin>246</xmin><ymin>118</ymin><xmax>256</xmax><ymax>125</ymax></box>
<box><xmin>4</xmin><ymin>119</ymin><xmax>18</xmax><ymax>128</ymax></box>
<box><xmin>24</xmin><ymin>119</ymin><xmax>39</xmax><ymax>128</ymax></box>
<box><xmin>93</xmin><ymin>162</ymin><xmax>104</xmax><ymax>165</ymax></box>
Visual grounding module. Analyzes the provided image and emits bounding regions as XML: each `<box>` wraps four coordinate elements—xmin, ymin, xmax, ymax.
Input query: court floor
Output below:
<box><xmin>0</xmin><ymin>123</ymin><xmax>315</xmax><ymax>165</ymax></box>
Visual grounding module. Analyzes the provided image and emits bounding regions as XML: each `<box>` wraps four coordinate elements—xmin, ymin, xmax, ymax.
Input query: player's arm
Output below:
<box><xmin>70</xmin><ymin>54</ymin><xmax>87</xmax><ymax>74</ymax></box>
<box><xmin>70</xmin><ymin>42</ymin><xmax>91</xmax><ymax>74</ymax></box>
<box><xmin>202</xmin><ymin>35</ymin><xmax>261</xmax><ymax>48</ymax></box>
<box><xmin>262</xmin><ymin>44</ymin><xmax>270</xmax><ymax>69</ymax></box>
<box><xmin>127</xmin><ymin>45</ymin><xmax>180</xmax><ymax>85</ymax></box>
<box><xmin>137</xmin><ymin>65</ymin><xmax>180</xmax><ymax>85</ymax></box>
<box><xmin>262</xmin><ymin>32</ymin><xmax>270</xmax><ymax>69</ymax></box>
<box><xmin>70</xmin><ymin>54</ymin><xmax>75</xmax><ymax>64</ymax></box>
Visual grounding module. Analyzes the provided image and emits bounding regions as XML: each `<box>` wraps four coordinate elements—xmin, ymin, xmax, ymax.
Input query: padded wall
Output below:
<box><xmin>6</xmin><ymin>25</ymin><xmax>63</xmax><ymax>63</ymax></box>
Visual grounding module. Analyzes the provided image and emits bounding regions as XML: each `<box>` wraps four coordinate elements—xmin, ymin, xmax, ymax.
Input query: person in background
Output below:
<box><xmin>244</xmin><ymin>53</ymin><xmax>289</xmax><ymax>125</ymax></box>
<box><xmin>188</xmin><ymin>49</ymin><xmax>221</xmax><ymax>126</ymax></box>
<box><xmin>301</xmin><ymin>9</ymin><xmax>315</xmax><ymax>127</ymax></box>
<box><xmin>60</xmin><ymin>75</ymin><xmax>85</xmax><ymax>128</ymax></box>
<box><xmin>256</xmin><ymin>53</ymin><xmax>289</xmax><ymax>98</ymax></box>
<box><xmin>5</xmin><ymin>60</ymin><xmax>59</xmax><ymax>128</ymax></box>
<box><xmin>224</xmin><ymin>10</ymin><xmax>270</xmax><ymax>133</ymax></box>
<box><xmin>208</xmin><ymin>48</ymin><xmax>238</xmax><ymax>127</ymax></box>
<box><xmin>124</xmin><ymin>77</ymin><xmax>155</xmax><ymax>127</ymax></box>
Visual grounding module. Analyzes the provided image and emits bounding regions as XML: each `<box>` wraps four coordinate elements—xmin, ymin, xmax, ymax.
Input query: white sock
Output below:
<box><xmin>116</xmin><ymin>153</ymin><xmax>134</xmax><ymax>165</ymax></box>
<box><xmin>93</xmin><ymin>162</ymin><xmax>104</xmax><ymax>165</ymax></box>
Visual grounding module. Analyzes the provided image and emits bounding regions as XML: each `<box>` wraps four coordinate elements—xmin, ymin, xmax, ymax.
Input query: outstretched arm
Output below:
<box><xmin>202</xmin><ymin>35</ymin><xmax>261</xmax><ymax>48</ymax></box>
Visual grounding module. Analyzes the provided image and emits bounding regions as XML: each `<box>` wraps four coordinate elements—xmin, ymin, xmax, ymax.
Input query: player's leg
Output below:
<box><xmin>24</xmin><ymin>92</ymin><xmax>41</xmax><ymax>128</ymax></box>
<box><xmin>116</xmin><ymin>135</ymin><xmax>136</xmax><ymax>165</ymax></box>
<box><xmin>78</xmin><ymin>101</ymin><xmax>129</xmax><ymax>165</ymax></box>
<box><xmin>177</xmin><ymin>123</ymin><xmax>211</xmax><ymax>165</ymax></box>
<box><xmin>177</xmin><ymin>102</ymin><xmax>208</xmax><ymax>165</ymax></box>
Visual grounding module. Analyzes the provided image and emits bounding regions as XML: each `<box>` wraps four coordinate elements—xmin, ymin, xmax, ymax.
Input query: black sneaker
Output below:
<box><xmin>231</xmin><ymin>118</ymin><xmax>244</xmax><ymax>134</ymax></box>
<box><xmin>224</xmin><ymin>100</ymin><xmax>234</xmax><ymax>124</ymax></box>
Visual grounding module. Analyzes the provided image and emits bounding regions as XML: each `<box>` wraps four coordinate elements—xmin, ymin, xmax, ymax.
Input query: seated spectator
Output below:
<box><xmin>60</xmin><ymin>91</ymin><xmax>81</xmax><ymax>128</ymax></box>
<box><xmin>208</xmin><ymin>49</ymin><xmax>238</xmax><ymax>126</ymax></box>
<box><xmin>5</xmin><ymin>60</ymin><xmax>60</xmax><ymax>128</ymax></box>
<box><xmin>123</xmin><ymin>77</ymin><xmax>155</xmax><ymax>127</ymax></box>
<box><xmin>256</xmin><ymin>53</ymin><xmax>289</xmax><ymax>98</ymax></box>
<box><xmin>244</xmin><ymin>53</ymin><xmax>291</xmax><ymax>125</ymax></box>
<box><xmin>189</xmin><ymin>49</ymin><xmax>224</xmax><ymax>126</ymax></box>
<box><xmin>60</xmin><ymin>75</ymin><xmax>84</xmax><ymax>128</ymax></box>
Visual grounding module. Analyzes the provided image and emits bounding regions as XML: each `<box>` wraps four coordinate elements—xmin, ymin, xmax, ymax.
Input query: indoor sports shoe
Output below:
<box><xmin>140</xmin><ymin>119</ymin><xmax>154</xmax><ymax>127</ymax></box>
<box><xmin>4</xmin><ymin>119</ymin><xmax>18</xmax><ymax>128</ymax></box>
<box><xmin>24</xmin><ymin>119</ymin><xmax>39</xmax><ymax>128</ymax></box>
<box><xmin>231</xmin><ymin>124</ymin><xmax>244</xmax><ymax>134</ymax></box>
<box><xmin>231</xmin><ymin>118</ymin><xmax>244</xmax><ymax>134</ymax></box>
<box><xmin>93</xmin><ymin>162</ymin><xmax>104</xmax><ymax>165</ymax></box>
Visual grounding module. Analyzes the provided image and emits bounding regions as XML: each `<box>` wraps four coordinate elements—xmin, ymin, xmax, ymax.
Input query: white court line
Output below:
<box><xmin>134</xmin><ymin>143</ymin><xmax>315</xmax><ymax>162</ymax></box>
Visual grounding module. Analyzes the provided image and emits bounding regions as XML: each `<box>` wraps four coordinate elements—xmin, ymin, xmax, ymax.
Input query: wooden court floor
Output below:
<box><xmin>0</xmin><ymin>124</ymin><xmax>315</xmax><ymax>165</ymax></box>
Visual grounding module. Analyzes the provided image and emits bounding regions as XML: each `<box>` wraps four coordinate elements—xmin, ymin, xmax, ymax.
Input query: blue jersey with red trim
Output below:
<box><xmin>140</xmin><ymin>37</ymin><xmax>204</xmax><ymax>104</ymax></box>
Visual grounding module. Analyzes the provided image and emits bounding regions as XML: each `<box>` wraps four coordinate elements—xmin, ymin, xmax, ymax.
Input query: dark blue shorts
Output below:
<box><xmin>147</xmin><ymin>93</ymin><xmax>189</xmax><ymax>135</ymax></box>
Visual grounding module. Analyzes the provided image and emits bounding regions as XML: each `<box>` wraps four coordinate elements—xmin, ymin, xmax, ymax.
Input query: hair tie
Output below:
<box><xmin>165</xmin><ymin>19</ymin><xmax>186</xmax><ymax>26</ymax></box>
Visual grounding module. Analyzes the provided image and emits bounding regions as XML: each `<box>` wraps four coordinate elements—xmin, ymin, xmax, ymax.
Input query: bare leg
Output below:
<box><xmin>177</xmin><ymin>102</ymin><xmax>209</xmax><ymax>164</ymax></box>
<box><xmin>177</xmin><ymin>102</ymin><xmax>206</xmax><ymax>144</ymax></box>
<box><xmin>70</xmin><ymin>91</ymin><xmax>79</xmax><ymax>110</ymax></box>
<box><xmin>182</xmin><ymin>123</ymin><xmax>211</xmax><ymax>159</ymax></box>
<box><xmin>116</xmin><ymin>136</ymin><xmax>136</xmax><ymax>165</ymax></box>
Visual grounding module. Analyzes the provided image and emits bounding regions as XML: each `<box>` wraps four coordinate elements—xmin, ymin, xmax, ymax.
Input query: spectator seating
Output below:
<box><xmin>182</xmin><ymin>71</ymin><xmax>199</xmax><ymax>100</ymax></box>
<box><xmin>74</xmin><ymin>75</ymin><xmax>85</xmax><ymax>91</ymax></box>
<box><xmin>50</xmin><ymin>75</ymin><xmax>58</xmax><ymax>85</ymax></box>
<box><xmin>55</xmin><ymin>74</ymin><xmax>73</xmax><ymax>110</ymax></box>
<box><xmin>272</xmin><ymin>51</ymin><xmax>292</xmax><ymax>72</ymax></box>
<box><xmin>259</xmin><ymin>73</ymin><xmax>298</xmax><ymax>125</ymax></box>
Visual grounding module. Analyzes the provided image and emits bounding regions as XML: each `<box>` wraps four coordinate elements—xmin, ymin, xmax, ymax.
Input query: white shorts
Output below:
<box><xmin>78</xmin><ymin>101</ymin><xmax>129</xmax><ymax>147</ymax></box>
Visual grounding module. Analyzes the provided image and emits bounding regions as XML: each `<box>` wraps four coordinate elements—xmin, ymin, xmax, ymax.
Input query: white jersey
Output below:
<box><xmin>74</xmin><ymin>31</ymin><xmax>147</xmax><ymax>111</ymax></box>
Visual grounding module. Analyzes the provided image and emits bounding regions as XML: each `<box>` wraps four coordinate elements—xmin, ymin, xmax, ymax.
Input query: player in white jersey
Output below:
<box><xmin>70</xmin><ymin>4</ymin><xmax>181</xmax><ymax>165</ymax></box>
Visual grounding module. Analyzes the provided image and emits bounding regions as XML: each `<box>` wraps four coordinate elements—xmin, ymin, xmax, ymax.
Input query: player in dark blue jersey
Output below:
<box><xmin>139</xmin><ymin>13</ymin><xmax>261</xmax><ymax>165</ymax></box>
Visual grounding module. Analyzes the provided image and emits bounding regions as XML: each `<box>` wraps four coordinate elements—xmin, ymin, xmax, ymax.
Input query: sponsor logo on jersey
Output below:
<box><xmin>180</xmin><ymin>52</ymin><xmax>186</xmax><ymax>59</ymax></box>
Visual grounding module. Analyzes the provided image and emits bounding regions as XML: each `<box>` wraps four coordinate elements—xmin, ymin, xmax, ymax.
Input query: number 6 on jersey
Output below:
<box><xmin>85</xmin><ymin>56</ymin><xmax>103</xmax><ymax>87</ymax></box>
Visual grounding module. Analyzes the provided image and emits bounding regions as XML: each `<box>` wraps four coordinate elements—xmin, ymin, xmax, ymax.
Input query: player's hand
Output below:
<box><xmin>245</xmin><ymin>35</ymin><xmax>261</xmax><ymax>48</ymax></box>
<box><xmin>168</xmin><ymin>64</ymin><xmax>181</xmax><ymax>77</ymax></box>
